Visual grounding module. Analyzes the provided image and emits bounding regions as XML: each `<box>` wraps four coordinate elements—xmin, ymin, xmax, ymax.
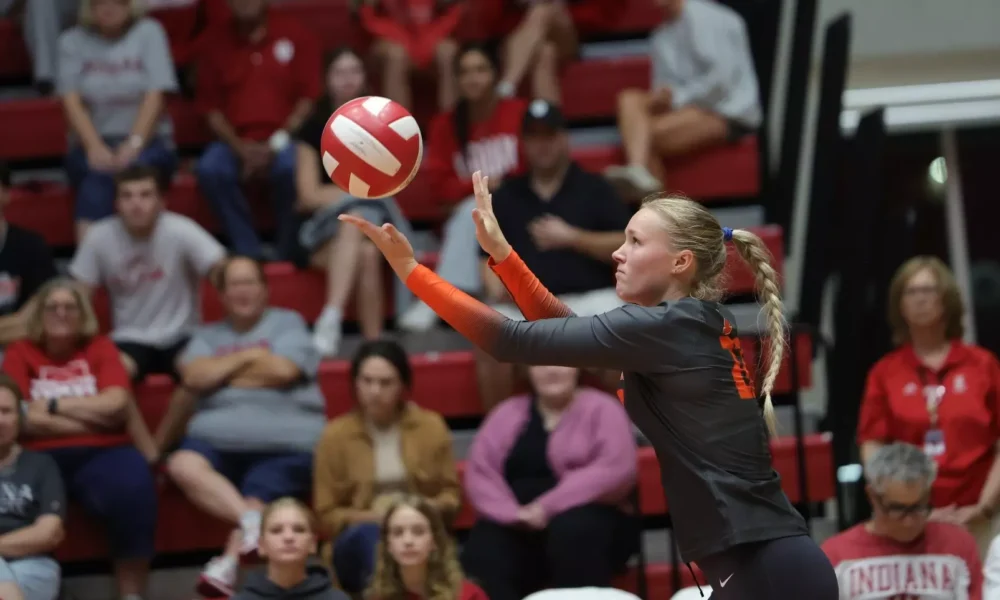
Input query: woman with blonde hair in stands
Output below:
<box><xmin>1</xmin><ymin>278</ymin><xmax>157</xmax><ymax>600</ymax></box>
<box><xmin>858</xmin><ymin>255</ymin><xmax>1000</xmax><ymax>556</ymax></box>
<box><xmin>368</xmin><ymin>495</ymin><xmax>487</xmax><ymax>600</ymax></box>
<box><xmin>341</xmin><ymin>172</ymin><xmax>839</xmax><ymax>599</ymax></box>
<box><xmin>232</xmin><ymin>497</ymin><xmax>348</xmax><ymax>600</ymax></box>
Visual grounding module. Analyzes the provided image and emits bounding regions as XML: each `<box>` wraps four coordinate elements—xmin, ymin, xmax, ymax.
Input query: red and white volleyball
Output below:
<box><xmin>320</xmin><ymin>96</ymin><xmax>423</xmax><ymax>199</ymax></box>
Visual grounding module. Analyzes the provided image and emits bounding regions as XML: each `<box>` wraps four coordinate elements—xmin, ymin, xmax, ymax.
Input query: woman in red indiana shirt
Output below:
<box><xmin>367</xmin><ymin>495</ymin><xmax>488</xmax><ymax>600</ymax></box>
<box><xmin>397</xmin><ymin>43</ymin><xmax>527</xmax><ymax>332</ymax></box>
<box><xmin>858</xmin><ymin>256</ymin><xmax>1000</xmax><ymax>555</ymax></box>
<box><xmin>2</xmin><ymin>279</ymin><xmax>158</xmax><ymax>599</ymax></box>
<box><xmin>360</xmin><ymin>0</ymin><xmax>463</xmax><ymax>111</ymax></box>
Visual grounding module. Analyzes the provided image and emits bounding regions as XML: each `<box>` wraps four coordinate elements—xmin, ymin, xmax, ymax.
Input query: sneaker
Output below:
<box><xmin>397</xmin><ymin>302</ymin><xmax>437</xmax><ymax>333</ymax></box>
<box><xmin>604</xmin><ymin>165</ymin><xmax>664</xmax><ymax>200</ymax></box>
<box><xmin>313</xmin><ymin>306</ymin><xmax>343</xmax><ymax>357</ymax></box>
<box><xmin>196</xmin><ymin>555</ymin><xmax>237</xmax><ymax>597</ymax></box>
<box><xmin>239</xmin><ymin>510</ymin><xmax>261</xmax><ymax>556</ymax></box>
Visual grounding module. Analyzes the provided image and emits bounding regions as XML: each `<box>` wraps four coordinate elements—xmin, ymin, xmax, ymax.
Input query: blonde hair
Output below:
<box><xmin>887</xmin><ymin>256</ymin><xmax>964</xmax><ymax>345</ymax></box>
<box><xmin>78</xmin><ymin>0</ymin><xmax>145</xmax><ymax>29</ymax></box>
<box><xmin>26</xmin><ymin>279</ymin><xmax>100</xmax><ymax>344</ymax></box>
<box><xmin>259</xmin><ymin>497</ymin><xmax>319</xmax><ymax>538</ymax></box>
<box><xmin>366</xmin><ymin>495</ymin><xmax>464</xmax><ymax>600</ymax></box>
<box><xmin>642</xmin><ymin>194</ymin><xmax>786</xmax><ymax>436</ymax></box>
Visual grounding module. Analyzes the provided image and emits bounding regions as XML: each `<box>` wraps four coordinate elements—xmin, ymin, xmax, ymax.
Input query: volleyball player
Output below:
<box><xmin>339</xmin><ymin>171</ymin><xmax>838</xmax><ymax>599</ymax></box>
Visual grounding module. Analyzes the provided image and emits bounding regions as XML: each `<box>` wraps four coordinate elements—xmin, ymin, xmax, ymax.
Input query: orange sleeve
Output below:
<box><xmin>487</xmin><ymin>251</ymin><xmax>573</xmax><ymax>321</ymax></box>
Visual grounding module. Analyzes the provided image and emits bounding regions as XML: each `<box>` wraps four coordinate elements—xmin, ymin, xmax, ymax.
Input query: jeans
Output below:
<box><xmin>194</xmin><ymin>141</ymin><xmax>298</xmax><ymax>260</ymax></box>
<box><xmin>331</xmin><ymin>522</ymin><xmax>380</xmax><ymax>593</ymax></box>
<box><xmin>66</xmin><ymin>137</ymin><xmax>178</xmax><ymax>222</ymax></box>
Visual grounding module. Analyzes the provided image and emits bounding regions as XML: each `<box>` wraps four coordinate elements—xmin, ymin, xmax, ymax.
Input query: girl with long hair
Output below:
<box><xmin>339</xmin><ymin>172</ymin><xmax>839</xmax><ymax>599</ymax></box>
<box><xmin>367</xmin><ymin>495</ymin><xmax>487</xmax><ymax>600</ymax></box>
<box><xmin>295</xmin><ymin>47</ymin><xmax>417</xmax><ymax>356</ymax></box>
<box><xmin>398</xmin><ymin>43</ymin><xmax>527</xmax><ymax>333</ymax></box>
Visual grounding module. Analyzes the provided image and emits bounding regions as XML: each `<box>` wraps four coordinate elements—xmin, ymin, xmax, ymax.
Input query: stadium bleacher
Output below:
<box><xmin>0</xmin><ymin>0</ymin><xmax>827</xmax><ymax>597</ymax></box>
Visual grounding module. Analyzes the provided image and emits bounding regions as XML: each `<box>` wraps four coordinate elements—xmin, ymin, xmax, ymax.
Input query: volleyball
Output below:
<box><xmin>320</xmin><ymin>96</ymin><xmax>423</xmax><ymax>199</ymax></box>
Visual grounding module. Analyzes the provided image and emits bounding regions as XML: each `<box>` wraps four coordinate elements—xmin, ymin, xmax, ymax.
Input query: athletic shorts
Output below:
<box><xmin>116</xmin><ymin>337</ymin><xmax>190</xmax><ymax>382</ymax></box>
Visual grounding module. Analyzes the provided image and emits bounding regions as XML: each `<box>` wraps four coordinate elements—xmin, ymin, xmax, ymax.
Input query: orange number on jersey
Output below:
<box><xmin>720</xmin><ymin>319</ymin><xmax>755</xmax><ymax>399</ymax></box>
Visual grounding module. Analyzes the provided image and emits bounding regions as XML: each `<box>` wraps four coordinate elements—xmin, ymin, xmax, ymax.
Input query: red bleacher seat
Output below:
<box><xmin>55</xmin><ymin>433</ymin><xmax>833</xmax><ymax>563</ymax></box>
<box><xmin>575</xmin><ymin>136</ymin><xmax>762</xmax><ymax>200</ymax></box>
<box><xmin>0</xmin><ymin>18</ymin><xmax>28</xmax><ymax>79</ymax></box>
<box><xmin>7</xmin><ymin>139</ymin><xmax>765</xmax><ymax>248</ymax></box>
<box><xmin>0</xmin><ymin>56</ymin><xmax>649</xmax><ymax>161</ymax></box>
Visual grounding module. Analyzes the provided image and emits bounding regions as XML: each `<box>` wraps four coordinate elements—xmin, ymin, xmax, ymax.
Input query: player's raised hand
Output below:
<box><xmin>339</xmin><ymin>214</ymin><xmax>418</xmax><ymax>280</ymax></box>
<box><xmin>471</xmin><ymin>171</ymin><xmax>512</xmax><ymax>263</ymax></box>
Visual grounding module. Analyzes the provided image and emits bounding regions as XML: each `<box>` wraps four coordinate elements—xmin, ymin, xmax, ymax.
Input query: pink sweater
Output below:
<box><xmin>464</xmin><ymin>387</ymin><xmax>638</xmax><ymax>524</ymax></box>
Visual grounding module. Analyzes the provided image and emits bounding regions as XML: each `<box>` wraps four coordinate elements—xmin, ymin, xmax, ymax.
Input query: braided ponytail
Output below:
<box><xmin>730</xmin><ymin>229</ymin><xmax>786</xmax><ymax>437</ymax></box>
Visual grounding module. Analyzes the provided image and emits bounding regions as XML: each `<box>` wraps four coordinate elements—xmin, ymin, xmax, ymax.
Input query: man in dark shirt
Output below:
<box><xmin>0</xmin><ymin>374</ymin><xmax>65</xmax><ymax>600</ymax></box>
<box><xmin>477</xmin><ymin>100</ymin><xmax>632</xmax><ymax>409</ymax></box>
<box><xmin>0</xmin><ymin>161</ymin><xmax>58</xmax><ymax>351</ymax></box>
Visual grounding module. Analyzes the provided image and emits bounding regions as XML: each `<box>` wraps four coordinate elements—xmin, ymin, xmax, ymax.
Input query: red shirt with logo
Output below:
<box><xmin>424</xmin><ymin>98</ymin><xmax>527</xmax><ymax>204</ymax></box>
<box><xmin>858</xmin><ymin>342</ymin><xmax>1000</xmax><ymax>507</ymax></box>
<box><xmin>401</xmin><ymin>580</ymin><xmax>488</xmax><ymax>600</ymax></box>
<box><xmin>822</xmin><ymin>522</ymin><xmax>982</xmax><ymax>600</ymax></box>
<box><xmin>3</xmin><ymin>336</ymin><xmax>133</xmax><ymax>450</ymax></box>
<box><xmin>196</xmin><ymin>12</ymin><xmax>322</xmax><ymax>141</ymax></box>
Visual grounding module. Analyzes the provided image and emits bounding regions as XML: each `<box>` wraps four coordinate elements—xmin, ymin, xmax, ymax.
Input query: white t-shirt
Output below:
<box><xmin>69</xmin><ymin>212</ymin><xmax>226</xmax><ymax>347</ymax></box>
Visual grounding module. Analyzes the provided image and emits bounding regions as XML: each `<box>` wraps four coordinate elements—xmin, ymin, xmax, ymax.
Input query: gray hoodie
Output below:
<box><xmin>232</xmin><ymin>567</ymin><xmax>348</xmax><ymax>600</ymax></box>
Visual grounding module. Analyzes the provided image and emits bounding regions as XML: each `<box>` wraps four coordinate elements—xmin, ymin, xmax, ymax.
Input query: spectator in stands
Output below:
<box><xmin>166</xmin><ymin>256</ymin><xmax>326</xmax><ymax>597</ymax></box>
<box><xmin>0</xmin><ymin>0</ymin><xmax>77</xmax><ymax>94</ymax></box>
<box><xmin>359</xmin><ymin>0</ymin><xmax>461</xmax><ymax>111</ymax></box>
<box><xmin>368</xmin><ymin>495</ymin><xmax>488</xmax><ymax>600</ymax></box>
<box><xmin>0</xmin><ymin>375</ymin><xmax>64</xmax><ymax>600</ymax></box>
<box><xmin>295</xmin><ymin>48</ymin><xmax>416</xmax><ymax>356</ymax></box>
<box><xmin>823</xmin><ymin>443</ymin><xmax>983</xmax><ymax>599</ymax></box>
<box><xmin>858</xmin><ymin>256</ymin><xmax>1000</xmax><ymax>555</ymax></box>
<box><xmin>59</xmin><ymin>0</ymin><xmax>179</xmax><ymax>242</ymax></box>
<box><xmin>488</xmin><ymin>0</ymin><xmax>612</xmax><ymax>104</ymax></box>
<box><xmin>398</xmin><ymin>43</ymin><xmax>527</xmax><ymax>332</ymax></box>
<box><xmin>232</xmin><ymin>497</ymin><xmax>348</xmax><ymax>600</ymax></box>
<box><xmin>313</xmin><ymin>340</ymin><xmax>461</xmax><ymax>595</ymax></box>
<box><xmin>605</xmin><ymin>0</ymin><xmax>761</xmax><ymax>200</ymax></box>
<box><xmin>68</xmin><ymin>165</ymin><xmax>226</xmax><ymax>456</ymax></box>
<box><xmin>1</xmin><ymin>279</ymin><xmax>156</xmax><ymax>600</ymax></box>
<box><xmin>195</xmin><ymin>0</ymin><xmax>322</xmax><ymax>260</ymax></box>
<box><xmin>477</xmin><ymin>100</ymin><xmax>628</xmax><ymax>409</ymax></box>
<box><xmin>462</xmin><ymin>364</ymin><xmax>638</xmax><ymax>600</ymax></box>
<box><xmin>0</xmin><ymin>162</ymin><xmax>59</xmax><ymax>351</ymax></box>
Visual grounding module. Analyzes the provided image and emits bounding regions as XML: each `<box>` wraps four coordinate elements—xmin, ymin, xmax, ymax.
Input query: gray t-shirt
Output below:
<box><xmin>57</xmin><ymin>18</ymin><xmax>179</xmax><ymax>140</ymax></box>
<box><xmin>68</xmin><ymin>212</ymin><xmax>226</xmax><ymax>347</ymax></box>
<box><xmin>181</xmin><ymin>308</ymin><xmax>327</xmax><ymax>454</ymax></box>
<box><xmin>0</xmin><ymin>451</ymin><xmax>65</xmax><ymax>538</ymax></box>
<box><xmin>650</xmin><ymin>0</ymin><xmax>762</xmax><ymax>128</ymax></box>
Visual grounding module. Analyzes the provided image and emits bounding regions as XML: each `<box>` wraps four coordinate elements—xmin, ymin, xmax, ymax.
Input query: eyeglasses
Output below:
<box><xmin>873</xmin><ymin>493</ymin><xmax>932</xmax><ymax>519</ymax></box>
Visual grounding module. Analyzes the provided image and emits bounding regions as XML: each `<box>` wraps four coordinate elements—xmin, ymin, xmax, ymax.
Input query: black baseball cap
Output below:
<box><xmin>522</xmin><ymin>99</ymin><xmax>566</xmax><ymax>133</ymax></box>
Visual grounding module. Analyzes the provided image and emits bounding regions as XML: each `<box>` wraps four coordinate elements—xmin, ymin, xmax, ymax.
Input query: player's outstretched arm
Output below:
<box><xmin>340</xmin><ymin>213</ymin><xmax>675</xmax><ymax>372</ymax></box>
<box><xmin>471</xmin><ymin>170</ymin><xmax>573</xmax><ymax>321</ymax></box>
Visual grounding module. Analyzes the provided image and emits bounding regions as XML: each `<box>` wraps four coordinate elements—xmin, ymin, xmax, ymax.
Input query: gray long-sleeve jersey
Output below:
<box><xmin>407</xmin><ymin>262</ymin><xmax>809</xmax><ymax>562</ymax></box>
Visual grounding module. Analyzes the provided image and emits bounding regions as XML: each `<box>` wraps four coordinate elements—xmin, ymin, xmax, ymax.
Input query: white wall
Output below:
<box><xmin>817</xmin><ymin>0</ymin><xmax>1000</xmax><ymax>60</ymax></box>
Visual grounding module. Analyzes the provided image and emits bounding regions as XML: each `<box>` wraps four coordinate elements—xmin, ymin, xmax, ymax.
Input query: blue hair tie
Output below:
<box><xmin>722</xmin><ymin>227</ymin><xmax>734</xmax><ymax>242</ymax></box>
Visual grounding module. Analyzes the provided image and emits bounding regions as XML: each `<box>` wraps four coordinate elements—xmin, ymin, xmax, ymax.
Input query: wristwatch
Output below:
<box><xmin>47</xmin><ymin>398</ymin><xmax>58</xmax><ymax>415</ymax></box>
<box><xmin>268</xmin><ymin>129</ymin><xmax>291</xmax><ymax>152</ymax></box>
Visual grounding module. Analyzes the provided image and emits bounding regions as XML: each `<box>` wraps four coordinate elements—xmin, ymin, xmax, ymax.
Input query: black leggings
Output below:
<box><xmin>461</xmin><ymin>504</ymin><xmax>638</xmax><ymax>600</ymax></box>
<box><xmin>695</xmin><ymin>535</ymin><xmax>839</xmax><ymax>600</ymax></box>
